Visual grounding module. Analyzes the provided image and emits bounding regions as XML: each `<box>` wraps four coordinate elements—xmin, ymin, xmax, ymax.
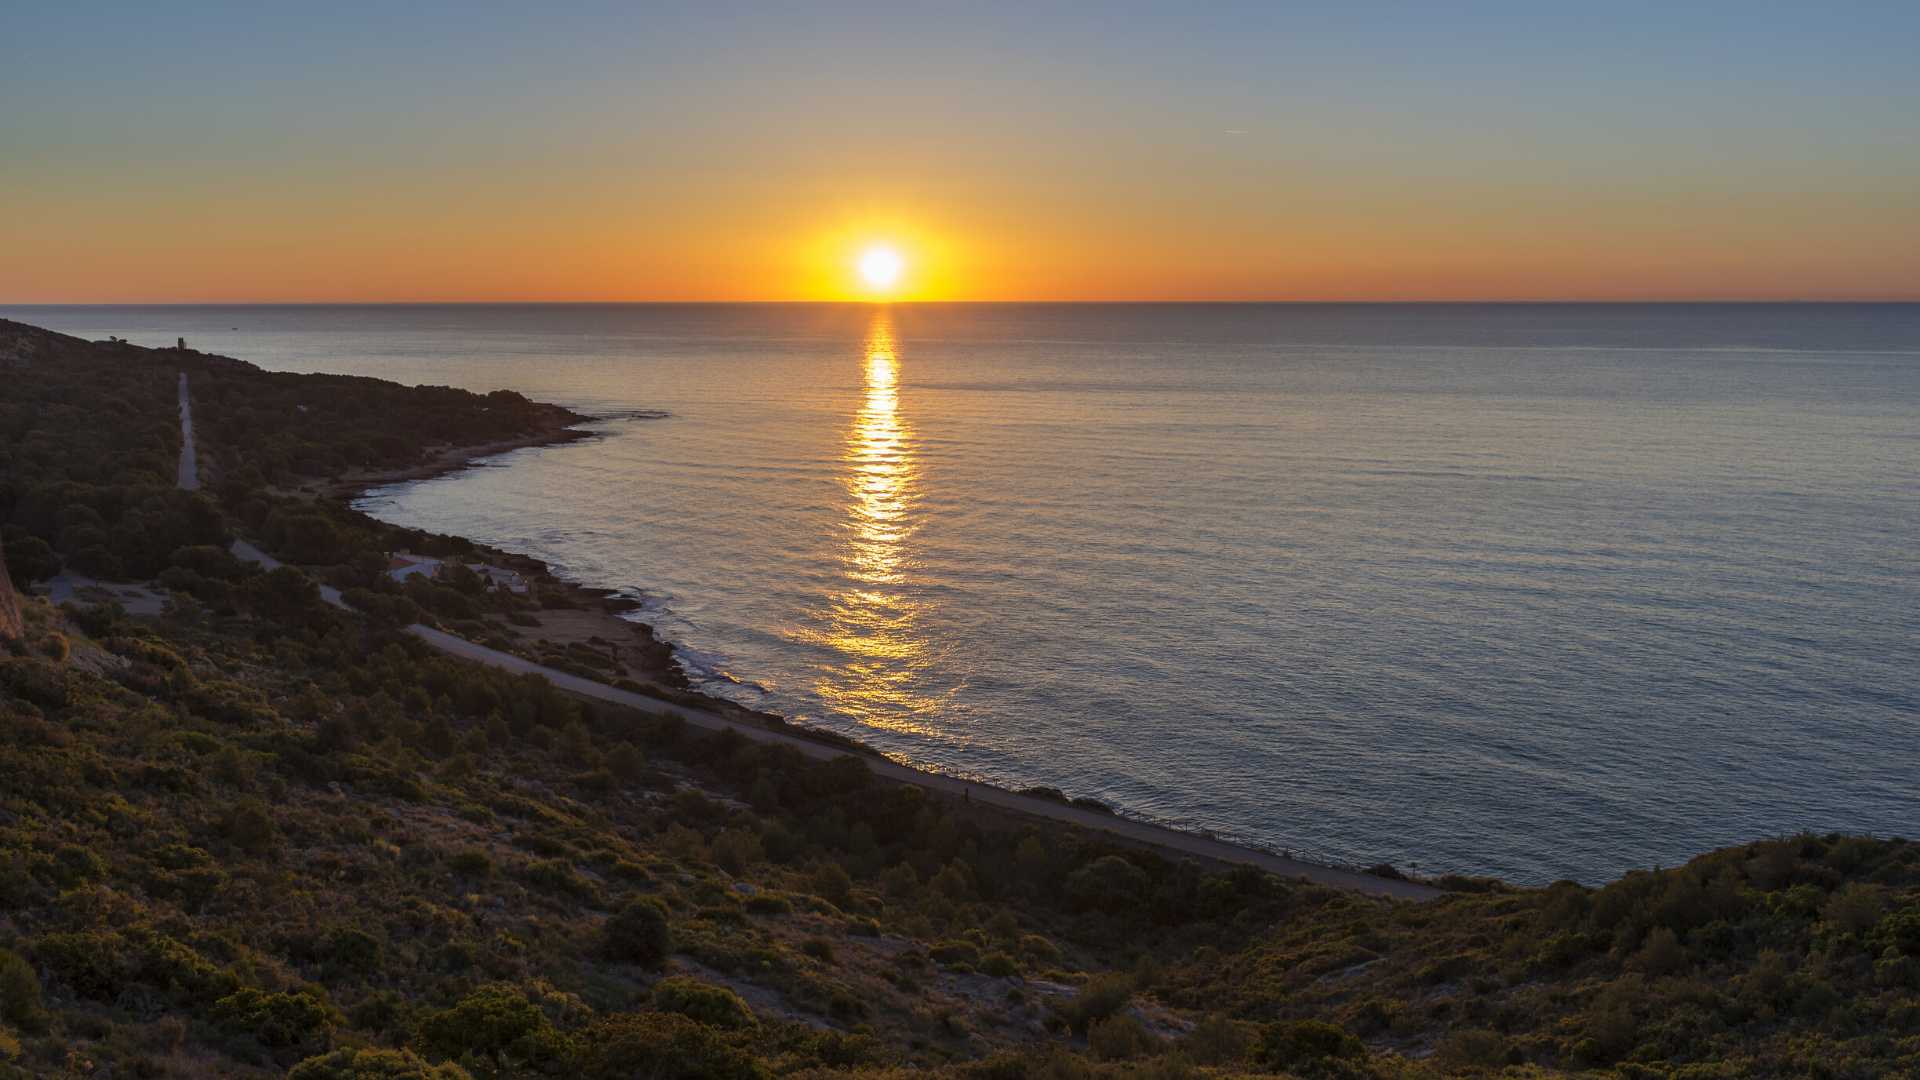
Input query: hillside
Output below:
<box><xmin>1</xmin><ymin>322</ymin><xmax>1916</xmax><ymax>1078</ymax></box>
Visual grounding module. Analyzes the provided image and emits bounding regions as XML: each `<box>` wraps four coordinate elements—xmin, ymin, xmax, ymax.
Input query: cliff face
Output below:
<box><xmin>0</xmin><ymin>545</ymin><xmax>21</xmax><ymax>641</ymax></box>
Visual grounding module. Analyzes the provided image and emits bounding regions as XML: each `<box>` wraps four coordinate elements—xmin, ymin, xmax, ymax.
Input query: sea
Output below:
<box><xmin>7</xmin><ymin>302</ymin><xmax>1916</xmax><ymax>884</ymax></box>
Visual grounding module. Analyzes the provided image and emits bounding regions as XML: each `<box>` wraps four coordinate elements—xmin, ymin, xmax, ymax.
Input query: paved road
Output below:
<box><xmin>194</xmin><ymin>380</ymin><xmax>1437</xmax><ymax>901</ymax></box>
<box><xmin>177</xmin><ymin>373</ymin><xmax>199</xmax><ymax>491</ymax></box>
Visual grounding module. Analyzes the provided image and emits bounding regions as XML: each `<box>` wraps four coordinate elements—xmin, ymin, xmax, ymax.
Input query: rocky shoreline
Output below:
<box><xmin>331</xmin><ymin>418</ymin><xmax>885</xmax><ymax>758</ymax></box>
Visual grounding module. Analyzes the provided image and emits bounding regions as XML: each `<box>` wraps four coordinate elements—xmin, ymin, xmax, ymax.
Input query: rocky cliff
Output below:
<box><xmin>0</xmin><ymin>545</ymin><xmax>21</xmax><ymax>641</ymax></box>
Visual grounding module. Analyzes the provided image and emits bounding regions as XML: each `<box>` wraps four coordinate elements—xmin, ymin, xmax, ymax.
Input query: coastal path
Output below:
<box><xmin>177</xmin><ymin>372</ymin><xmax>199</xmax><ymax>491</ymax></box>
<box><xmin>177</xmin><ymin>373</ymin><xmax>1437</xmax><ymax>902</ymax></box>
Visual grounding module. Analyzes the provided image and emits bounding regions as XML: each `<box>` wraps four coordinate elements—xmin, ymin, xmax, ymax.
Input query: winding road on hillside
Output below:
<box><xmin>176</xmin><ymin>373</ymin><xmax>1438</xmax><ymax>901</ymax></box>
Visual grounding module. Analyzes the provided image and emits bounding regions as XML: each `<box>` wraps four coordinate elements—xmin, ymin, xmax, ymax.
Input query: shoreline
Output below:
<box><xmin>329</xmin><ymin>418</ymin><xmax>1444</xmax><ymax>901</ymax></box>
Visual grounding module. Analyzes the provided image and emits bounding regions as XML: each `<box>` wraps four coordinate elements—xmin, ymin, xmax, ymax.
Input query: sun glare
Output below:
<box><xmin>859</xmin><ymin>246</ymin><xmax>904</xmax><ymax>292</ymax></box>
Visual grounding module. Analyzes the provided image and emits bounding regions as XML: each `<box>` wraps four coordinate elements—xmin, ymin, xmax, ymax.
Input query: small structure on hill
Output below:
<box><xmin>387</xmin><ymin>553</ymin><xmax>443</xmax><ymax>583</ymax></box>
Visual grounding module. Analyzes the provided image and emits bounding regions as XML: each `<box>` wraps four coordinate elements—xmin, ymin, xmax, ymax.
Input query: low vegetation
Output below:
<box><xmin>1</xmin><ymin>322</ymin><xmax>1914</xmax><ymax>1077</ymax></box>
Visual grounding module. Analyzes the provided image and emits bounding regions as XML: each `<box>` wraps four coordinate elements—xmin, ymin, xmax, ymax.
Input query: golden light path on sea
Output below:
<box><xmin>798</xmin><ymin>309</ymin><xmax>948</xmax><ymax>734</ymax></box>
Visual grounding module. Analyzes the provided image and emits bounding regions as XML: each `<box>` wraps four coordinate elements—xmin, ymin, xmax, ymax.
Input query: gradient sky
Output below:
<box><xmin>5</xmin><ymin>2</ymin><xmax>1918</xmax><ymax>302</ymax></box>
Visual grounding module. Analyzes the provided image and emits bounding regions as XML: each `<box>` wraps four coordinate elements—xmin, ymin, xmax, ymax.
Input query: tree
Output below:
<box><xmin>280</xmin><ymin>514</ymin><xmax>345</xmax><ymax>565</ymax></box>
<box><xmin>3</xmin><ymin>533</ymin><xmax>59</xmax><ymax>585</ymax></box>
<box><xmin>246</xmin><ymin>566</ymin><xmax>326</xmax><ymax>625</ymax></box>
<box><xmin>1065</xmin><ymin>854</ymin><xmax>1150</xmax><ymax>913</ymax></box>
<box><xmin>603</xmin><ymin>896</ymin><xmax>672</xmax><ymax>966</ymax></box>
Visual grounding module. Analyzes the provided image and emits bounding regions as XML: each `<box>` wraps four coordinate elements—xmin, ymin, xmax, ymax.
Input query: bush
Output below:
<box><xmin>0</xmin><ymin>657</ymin><xmax>68</xmax><ymax>710</ymax></box>
<box><xmin>809</xmin><ymin>860</ymin><xmax>853</xmax><ymax>907</ymax></box>
<box><xmin>0</xmin><ymin>948</ymin><xmax>40</xmax><ymax>1027</ymax></box>
<box><xmin>289</xmin><ymin>1047</ymin><xmax>472</xmax><ymax>1080</ymax></box>
<box><xmin>744</xmin><ymin>892</ymin><xmax>792</xmax><ymax>916</ymax></box>
<box><xmin>220</xmin><ymin>798</ymin><xmax>278</xmax><ymax>854</ymax></box>
<box><xmin>3</xmin><ymin>535</ymin><xmax>59</xmax><ymax>585</ymax></box>
<box><xmin>1437</xmin><ymin>1028</ymin><xmax>1513</xmax><ymax>1070</ymax></box>
<box><xmin>448</xmin><ymin>849</ymin><xmax>494</xmax><ymax>878</ymax></box>
<box><xmin>603</xmin><ymin>896</ymin><xmax>672</xmax><ymax>966</ymax></box>
<box><xmin>1065</xmin><ymin>855</ymin><xmax>1150</xmax><ymax>913</ymax></box>
<box><xmin>33</xmin><ymin>930</ymin><xmax>123</xmax><ymax>1000</ymax></box>
<box><xmin>652</xmin><ymin>976</ymin><xmax>757</xmax><ymax>1029</ymax></box>
<box><xmin>414</xmin><ymin>984</ymin><xmax>570</xmax><ymax>1073</ymax></box>
<box><xmin>1018</xmin><ymin>933</ymin><xmax>1060</xmax><ymax>963</ymax></box>
<box><xmin>1181</xmin><ymin>1014</ymin><xmax>1252</xmax><ymax>1065</ymax></box>
<box><xmin>1872</xmin><ymin>906</ymin><xmax>1920</xmax><ymax>957</ymax></box>
<box><xmin>1256</xmin><ymin>1019</ymin><xmax>1364</xmax><ymax>1070</ymax></box>
<box><xmin>929</xmin><ymin>939</ymin><xmax>980</xmax><ymax>968</ymax></box>
<box><xmin>1635</xmin><ymin>926</ymin><xmax>1684</xmax><ymax>974</ymax></box>
<box><xmin>520</xmin><ymin>858</ymin><xmax>597</xmax><ymax>901</ymax></box>
<box><xmin>1057</xmin><ymin>972</ymin><xmax>1132</xmax><ymax>1035</ymax></box>
<box><xmin>1088</xmin><ymin>1013</ymin><xmax>1157</xmax><ymax>1061</ymax></box>
<box><xmin>213</xmin><ymin>987</ymin><xmax>342</xmax><ymax>1049</ymax></box>
<box><xmin>575</xmin><ymin>1012</ymin><xmax>766</xmax><ymax>1080</ymax></box>
<box><xmin>322</xmin><ymin>926</ymin><xmax>385</xmax><ymax>976</ymax></box>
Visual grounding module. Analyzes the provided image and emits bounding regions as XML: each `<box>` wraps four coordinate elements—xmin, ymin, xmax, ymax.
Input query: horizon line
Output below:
<box><xmin>7</xmin><ymin>297</ymin><xmax>1920</xmax><ymax>307</ymax></box>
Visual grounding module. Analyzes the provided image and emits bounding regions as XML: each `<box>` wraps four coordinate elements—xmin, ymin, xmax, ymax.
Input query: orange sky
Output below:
<box><xmin>4</xmin><ymin>6</ymin><xmax>1917</xmax><ymax>302</ymax></box>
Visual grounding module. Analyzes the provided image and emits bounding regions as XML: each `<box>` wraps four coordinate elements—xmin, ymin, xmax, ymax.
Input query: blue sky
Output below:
<box><xmin>5</xmin><ymin>2</ymin><xmax>1917</xmax><ymax>300</ymax></box>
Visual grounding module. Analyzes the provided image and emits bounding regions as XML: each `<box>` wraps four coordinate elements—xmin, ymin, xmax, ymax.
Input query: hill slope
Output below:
<box><xmin>0</xmin><ymin>322</ymin><xmax>1915</xmax><ymax>1078</ymax></box>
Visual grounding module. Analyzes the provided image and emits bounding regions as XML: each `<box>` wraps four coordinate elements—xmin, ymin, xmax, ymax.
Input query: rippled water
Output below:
<box><xmin>10</xmin><ymin>302</ymin><xmax>1918</xmax><ymax>883</ymax></box>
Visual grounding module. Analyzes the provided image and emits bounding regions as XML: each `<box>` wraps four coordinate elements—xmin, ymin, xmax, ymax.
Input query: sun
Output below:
<box><xmin>858</xmin><ymin>246</ymin><xmax>905</xmax><ymax>292</ymax></box>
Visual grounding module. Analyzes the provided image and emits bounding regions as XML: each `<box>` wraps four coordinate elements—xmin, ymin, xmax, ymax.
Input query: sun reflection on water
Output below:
<box><xmin>800</xmin><ymin>310</ymin><xmax>949</xmax><ymax>734</ymax></box>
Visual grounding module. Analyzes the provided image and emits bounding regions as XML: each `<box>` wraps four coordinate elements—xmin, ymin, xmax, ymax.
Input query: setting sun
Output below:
<box><xmin>859</xmin><ymin>246</ymin><xmax>904</xmax><ymax>292</ymax></box>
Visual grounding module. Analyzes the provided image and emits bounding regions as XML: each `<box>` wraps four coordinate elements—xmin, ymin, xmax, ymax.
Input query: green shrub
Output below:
<box><xmin>448</xmin><ymin>849</ymin><xmax>494</xmax><ymax>878</ymax></box>
<box><xmin>33</xmin><ymin>930</ymin><xmax>123</xmax><ymax>1000</ymax></box>
<box><xmin>1871</xmin><ymin>906</ymin><xmax>1920</xmax><ymax>957</ymax></box>
<box><xmin>1064</xmin><ymin>854</ymin><xmax>1150</xmax><ymax>913</ymax></box>
<box><xmin>575</xmin><ymin>1011</ymin><xmax>766</xmax><ymax>1080</ymax></box>
<box><xmin>929</xmin><ymin>939</ymin><xmax>979</xmax><ymax>967</ymax></box>
<box><xmin>980</xmin><ymin>951</ymin><xmax>1019</xmax><ymax>977</ymax></box>
<box><xmin>1018</xmin><ymin>933</ymin><xmax>1060</xmax><ymax>963</ymax></box>
<box><xmin>123</xmin><ymin>927</ymin><xmax>237</xmax><ymax>1004</ymax></box>
<box><xmin>414</xmin><ymin>984</ymin><xmax>570</xmax><ymax>1074</ymax></box>
<box><xmin>3</xmin><ymin>535</ymin><xmax>60</xmax><ymax>585</ymax></box>
<box><xmin>0</xmin><ymin>948</ymin><xmax>40</xmax><ymax>1027</ymax></box>
<box><xmin>323</xmin><ymin>926</ymin><xmax>385</xmax><ymax>976</ymax></box>
<box><xmin>213</xmin><ymin>986</ymin><xmax>342</xmax><ymax>1049</ymax></box>
<box><xmin>1057</xmin><ymin>972</ymin><xmax>1132</xmax><ymax>1035</ymax></box>
<box><xmin>0</xmin><ymin>657</ymin><xmax>68</xmax><ymax>710</ymax></box>
<box><xmin>743</xmin><ymin>892</ymin><xmax>792</xmax><ymax>916</ymax></box>
<box><xmin>219</xmin><ymin>798</ymin><xmax>278</xmax><ymax>854</ymax></box>
<box><xmin>1635</xmin><ymin>926</ymin><xmax>1684</xmax><ymax>974</ymax></box>
<box><xmin>520</xmin><ymin>858</ymin><xmax>598</xmax><ymax>901</ymax></box>
<box><xmin>1088</xmin><ymin>1013</ymin><xmax>1157</xmax><ymax>1061</ymax></box>
<box><xmin>289</xmin><ymin>1047</ymin><xmax>472</xmax><ymax>1079</ymax></box>
<box><xmin>1256</xmin><ymin>1019</ymin><xmax>1364</xmax><ymax>1070</ymax></box>
<box><xmin>652</xmin><ymin>976</ymin><xmax>757</xmax><ymax>1029</ymax></box>
<box><xmin>1437</xmin><ymin>1028</ymin><xmax>1513</xmax><ymax>1070</ymax></box>
<box><xmin>603</xmin><ymin>896</ymin><xmax>672</xmax><ymax>966</ymax></box>
<box><xmin>49</xmin><ymin>844</ymin><xmax>106</xmax><ymax>887</ymax></box>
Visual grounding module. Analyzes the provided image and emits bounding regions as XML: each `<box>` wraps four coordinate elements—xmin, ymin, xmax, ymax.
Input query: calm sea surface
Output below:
<box><xmin>9</xmin><ymin>303</ymin><xmax>1917</xmax><ymax>883</ymax></box>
